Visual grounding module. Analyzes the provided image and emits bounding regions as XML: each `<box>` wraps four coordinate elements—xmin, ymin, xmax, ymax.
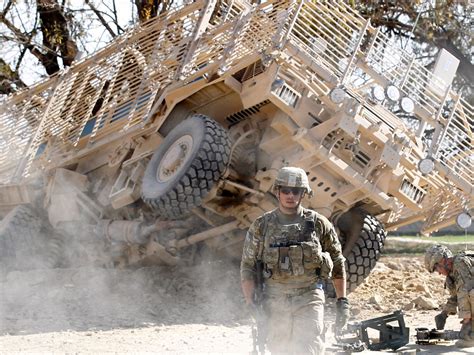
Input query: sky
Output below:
<box><xmin>0</xmin><ymin>0</ymin><xmax>136</xmax><ymax>86</ymax></box>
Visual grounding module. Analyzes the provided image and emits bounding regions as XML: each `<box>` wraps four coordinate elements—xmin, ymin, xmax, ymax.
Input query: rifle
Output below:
<box><xmin>269</xmin><ymin>241</ymin><xmax>302</xmax><ymax>248</ymax></box>
<box><xmin>268</xmin><ymin>219</ymin><xmax>314</xmax><ymax>249</ymax></box>
<box><xmin>415</xmin><ymin>328</ymin><xmax>460</xmax><ymax>344</ymax></box>
<box><xmin>251</xmin><ymin>260</ymin><xmax>266</xmax><ymax>355</ymax></box>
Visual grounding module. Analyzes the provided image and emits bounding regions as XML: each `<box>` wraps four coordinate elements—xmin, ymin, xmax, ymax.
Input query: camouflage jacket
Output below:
<box><xmin>445</xmin><ymin>252</ymin><xmax>474</xmax><ymax>319</ymax></box>
<box><xmin>240</xmin><ymin>206</ymin><xmax>345</xmax><ymax>286</ymax></box>
<box><xmin>443</xmin><ymin>275</ymin><xmax>458</xmax><ymax>315</ymax></box>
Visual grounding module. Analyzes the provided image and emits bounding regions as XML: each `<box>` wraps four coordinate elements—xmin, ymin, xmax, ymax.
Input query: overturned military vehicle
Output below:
<box><xmin>1</xmin><ymin>0</ymin><xmax>472</xmax><ymax>294</ymax></box>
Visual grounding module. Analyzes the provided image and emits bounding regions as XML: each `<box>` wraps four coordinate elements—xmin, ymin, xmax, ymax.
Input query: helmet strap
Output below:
<box><xmin>295</xmin><ymin>193</ymin><xmax>304</xmax><ymax>207</ymax></box>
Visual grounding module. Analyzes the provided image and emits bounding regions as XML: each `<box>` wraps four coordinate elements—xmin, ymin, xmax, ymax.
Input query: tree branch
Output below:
<box><xmin>37</xmin><ymin>0</ymin><xmax>78</xmax><ymax>74</ymax></box>
<box><xmin>111</xmin><ymin>0</ymin><xmax>122</xmax><ymax>34</ymax></box>
<box><xmin>0</xmin><ymin>58</ymin><xmax>26</xmax><ymax>94</ymax></box>
<box><xmin>0</xmin><ymin>12</ymin><xmax>31</xmax><ymax>45</ymax></box>
<box><xmin>85</xmin><ymin>0</ymin><xmax>117</xmax><ymax>38</ymax></box>
<box><xmin>0</xmin><ymin>13</ymin><xmax>59</xmax><ymax>65</ymax></box>
<box><xmin>0</xmin><ymin>0</ymin><xmax>14</xmax><ymax>16</ymax></box>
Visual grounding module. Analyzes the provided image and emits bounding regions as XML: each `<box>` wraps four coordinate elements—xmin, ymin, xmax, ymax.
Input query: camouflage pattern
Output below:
<box><xmin>436</xmin><ymin>251</ymin><xmax>474</xmax><ymax>344</ymax></box>
<box><xmin>241</xmin><ymin>206</ymin><xmax>345</xmax><ymax>283</ymax></box>
<box><xmin>264</xmin><ymin>286</ymin><xmax>325</xmax><ymax>354</ymax></box>
<box><xmin>240</xmin><ymin>205</ymin><xmax>345</xmax><ymax>353</ymax></box>
<box><xmin>443</xmin><ymin>276</ymin><xmax>458</xmax><ymax>315</ymax></box>
<box><xmin>424</xmin><ymin>244</ymin><xmax>453</xmax><ymax>273</ymax></box>
<box><xmin>444</xmin><ymin>252</ymin><xmax>474</xmax><ymax>320</ymax></box>
<box><xmin>273</xmin><ymin>167</ymin><xmax>312</xmax><ymax>195</ymax></box>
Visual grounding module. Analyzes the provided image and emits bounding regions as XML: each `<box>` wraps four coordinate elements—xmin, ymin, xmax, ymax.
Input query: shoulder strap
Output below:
<box><xmin>300</xmin><ymin>208</ymin><xmax>317</xmax><ymax>241</ymax></box>
<box><xmin>304</xmin><ymin>208</ymin><xmax>318</xmax><ymax>221</ymax></box>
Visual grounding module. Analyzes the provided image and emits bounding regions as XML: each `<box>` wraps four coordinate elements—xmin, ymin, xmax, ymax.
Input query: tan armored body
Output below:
<box><xmin>0</xmin><ymin>0</ymin><xmax>472</xmax><ymax>294</ymax></box>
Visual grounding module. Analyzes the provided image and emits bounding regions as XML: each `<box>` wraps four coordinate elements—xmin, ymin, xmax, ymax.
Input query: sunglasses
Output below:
<box><xmin>280</xmin><ymin>187</ymin><xmax>304</xmax><ymax>195</ymax></box>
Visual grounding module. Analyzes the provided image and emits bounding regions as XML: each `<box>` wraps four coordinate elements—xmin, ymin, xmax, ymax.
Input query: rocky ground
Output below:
<box><xmin>1</xmin><ymin>242</ymin><xmax>473</xmax><ymax>354</ymax></box>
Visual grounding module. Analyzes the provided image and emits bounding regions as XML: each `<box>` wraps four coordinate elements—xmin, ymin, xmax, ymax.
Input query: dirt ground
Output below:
<box><xmin>1</xmin><ymin>250</ymin><xmax>473</xmax><ymax>354</ymax></box>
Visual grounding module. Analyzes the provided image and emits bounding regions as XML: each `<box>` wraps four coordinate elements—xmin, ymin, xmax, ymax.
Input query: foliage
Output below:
<box><xmin>135</xmin><ymin>0</ymin><xmax>174</xmax><ymax>22</ymax></box>
<box><xmin>390</xmin><ymin>234</ymin><xmax>474</xmax><ymax>243</ymax></box>
<box><xmin>0</xmin><ymin>58</ymin><xmax>25</xmax><ymax>94</ymax></box>
<box><xmin>384</xmin><ymin>234</ymin><xmax>474</xmax><ymax>255</ymax></box>
<box><xmin>353</xmin><ymin>0</ymin><xmax>473</xmax><ymax>103</ymax></box>
<box><xmin>1</xmin><ymin>0</ymin><xmax>472</xmax><ymax>101</ymax></box>
<box><xmin>0</xmin><ymin>0</ymin><xmax>169</xmax><ymax>93</ymax></box>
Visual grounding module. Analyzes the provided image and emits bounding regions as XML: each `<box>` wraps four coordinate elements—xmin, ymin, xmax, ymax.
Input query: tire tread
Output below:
<box><xmin>142</xmin><ymin>115</ymin><xmax>231</xmax><ymax>219</ymax></box>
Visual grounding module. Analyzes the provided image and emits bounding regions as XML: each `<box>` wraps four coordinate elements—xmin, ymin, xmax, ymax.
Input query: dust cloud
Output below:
<box><xmin>2</xmin><ymin>253</ymin><xmax>474</xmax><ymax>353</ymax></box>
<box><xmin>2</xmin><ymin>190</ymin><xmax>473</xmax><ymax>355</ymax></box>
<box><xmin>0</xmin><ymin>252</ymin><xmax>245</xmax><ymax>336</ymax></box>
<box><xmin>0</xmin><ymin>166</ymin><xmax>247</xmax><ymax>342</ymax></box>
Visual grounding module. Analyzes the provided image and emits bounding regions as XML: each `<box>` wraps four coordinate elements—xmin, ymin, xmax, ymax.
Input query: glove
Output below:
<box><xmin>335</xmin><ymin>297</ymin><xmax>350</xmax><ymax>330</ymax></box>
<box><xmin>435</xmin><ymin>311</ymin><xmax>448</xmax><ymax>330</ymax></box>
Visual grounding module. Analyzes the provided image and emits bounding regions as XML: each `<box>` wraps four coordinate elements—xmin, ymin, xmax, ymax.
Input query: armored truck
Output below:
<box><xmin>0</xmin><ymin>0</ymin><xmax>472</xmax><ymax>293</ymax></box>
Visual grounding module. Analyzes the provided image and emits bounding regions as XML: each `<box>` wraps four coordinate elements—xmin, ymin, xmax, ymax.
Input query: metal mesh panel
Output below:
<box><xmin>1</xmin><ymin>1</ymin><xmax>206</xmax><ymax>181</ymax></box>
<box><xmin>0</xmin><ymin>81</ymin><xmax>57</xmax><ymax>182</ymax></box>
<box><xmin>0</xmin><ymin>0</ymin><xmax>472</xmax><ymax>233</ymax></box>
<box><xmin>435</xmin><ymin>98</ymin><xmax>473</xmax><ymax>187</ymax></box>
<box><xmin>290</xmin><ymin>1</ymin><xmax>366</xmax><ymax>78</ymax></box>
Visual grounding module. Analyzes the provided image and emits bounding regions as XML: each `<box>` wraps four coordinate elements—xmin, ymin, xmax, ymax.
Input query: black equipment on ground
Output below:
<box><xmin>415</xmin><ymin>327</ymin><xmax>460</xmax><ymax>344</ymax></box>
<box><xmin>333</xmin><ymin>310</ymin><xmax>409</xmax><ymax>352</ymax></box>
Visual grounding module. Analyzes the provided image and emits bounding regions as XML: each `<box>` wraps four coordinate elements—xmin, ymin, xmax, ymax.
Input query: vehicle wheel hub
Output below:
<box><xmin>157</xmin><ymin>135</ymin><xmax>193</xmax><ymax>182</ymax></box>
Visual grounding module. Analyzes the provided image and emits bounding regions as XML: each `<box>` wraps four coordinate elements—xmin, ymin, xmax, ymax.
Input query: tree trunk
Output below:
<box><xmin>37</xmin><ymin>0</ymin><xmax>78</xmax><ymax>75</ymax></box>
<box><xmin>135</xmin><ymin>0</ymin><xmax>174</xmax><ymax>22</ymax></box>
<box><xmin>0</xmin><ymin>59</ymin><xmax>26</xmax><ymax>94</ymax></box>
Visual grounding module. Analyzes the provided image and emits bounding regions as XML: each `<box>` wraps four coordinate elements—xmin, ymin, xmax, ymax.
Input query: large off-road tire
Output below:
<box><xmin>0</xmin><ymin>205</ymin><xmax>62</xmax><ymax>273</ymax></box>
<box><xmin>343</xmin><ymin>213</ymin><xmax>386</xmax><ymax>293</ymax></box>
<box><xmin>142</xmin><ymin>114</ymin><xmax>231</xmax><ymax>219</ymax></box>
<box><xmin>325</xmin><ymin>209</ymin><xmax>386</xmax><ymax>297</ymax></box>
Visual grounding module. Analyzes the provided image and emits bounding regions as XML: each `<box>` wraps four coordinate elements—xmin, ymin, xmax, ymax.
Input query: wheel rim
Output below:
<box><xmin>157</xmin><ymin>135</ymin><xmax>193</xmax><ymax>183</ymax></box>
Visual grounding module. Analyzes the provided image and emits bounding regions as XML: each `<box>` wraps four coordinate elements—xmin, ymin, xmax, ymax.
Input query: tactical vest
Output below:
<box><xmin>258</xmin><ymin>209</ymin><xmax>331</xmax><ymax>280</ymax></box>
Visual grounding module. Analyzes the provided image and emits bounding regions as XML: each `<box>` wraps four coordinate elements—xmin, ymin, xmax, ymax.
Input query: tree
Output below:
<box><xmin>354</xmin><ymin>0</ymin><xmax>473</xmax><ymax>100</ymax></box>
<box><xmin>0</xmin><ymin>0</ymin><xmax>175</xmax><ymax>95</ymax></box>
<box><xmin>135</xmin><ymin>0</ymin><xmax>174</xmax><ymax>22</ymax></box>
<box><xmin>0</xmin><ymin>58</ymin><xmax>26</xmax><ymax>94</ymax></box>
<box><xmin>37</xmin><ymin>0</ymin><xmax>78</xmax><ymax>74</ymax></box>
<box><xmin>1</xmin><ymin>0</ymin><xmax>472</xmax><ymax>100</ymax></box>
<box><xmin>1</xmin><ymin>0</ymin><xmax>79</xmax><ymax>92</ymax></box>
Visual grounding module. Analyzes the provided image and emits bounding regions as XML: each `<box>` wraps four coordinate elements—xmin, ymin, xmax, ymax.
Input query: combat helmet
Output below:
<box><xmin>273</xmin><ymin>167</ymin><xmax>312</xmax><ymax>195</ymax></box>
<box><xmin>424</xmin><ymin>244</ymin><xmax>453</xmax><ymax>273</ymax></box>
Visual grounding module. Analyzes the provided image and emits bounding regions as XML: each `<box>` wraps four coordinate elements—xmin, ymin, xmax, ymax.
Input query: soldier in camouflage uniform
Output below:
<box><xmin>240</xmin><ymin>167</ymin><xmax>349</xmax><ymax>354</ymax></box>
<box><xmin>425</xmin><ymin>244</ymin><xmax>474</xmax><ymax>348</ymax></box>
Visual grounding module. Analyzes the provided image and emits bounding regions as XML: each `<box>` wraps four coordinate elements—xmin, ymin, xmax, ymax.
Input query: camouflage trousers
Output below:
<box><xmin>459</xmin><ymin>289</ymin><xmax>474</xmax><ymax>341</ymax></box>
<box><xmin>264</xmin><ymin>284</ymin><xmax>325</xmax><ymax>354</ymax></box>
